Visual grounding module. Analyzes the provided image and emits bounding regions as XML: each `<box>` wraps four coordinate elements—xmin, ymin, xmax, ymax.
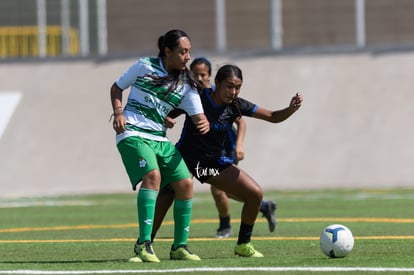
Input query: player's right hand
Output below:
<box><xmin>113</xmin><ymin>113</ymin><xmax>126</xmax><ymax>134</ymax></box>
<box><xmin>196</xmin><ymin>118</ymin><xmax>210</xmax><ymax>134</ymax></box>
<box><xmin>165</xmin><ymin>116</ymin><xmax>176</xmax><ymax>128</ymax></box>
<box><xmin>191</xmin><ymin>114</ymin><xmax>210</xmax><ymax>135</ymax></box>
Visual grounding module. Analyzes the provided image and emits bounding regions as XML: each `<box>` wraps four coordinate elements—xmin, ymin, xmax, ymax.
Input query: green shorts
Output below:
<box><xmin>117</xmin><ymin>135</ymin><xmax>191</xmax><ymax>190</ymax></box>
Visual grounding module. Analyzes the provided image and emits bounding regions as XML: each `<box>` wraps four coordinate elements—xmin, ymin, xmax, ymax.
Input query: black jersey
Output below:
<box><xmin>224</xmin><ymin>125</ymin><xmax>238</xmax><ymax>164</ymax></box>
<box><xmin>176</xmin><ymin>88</ymin><xmax>258</xmax><ymax>164</ymax></box>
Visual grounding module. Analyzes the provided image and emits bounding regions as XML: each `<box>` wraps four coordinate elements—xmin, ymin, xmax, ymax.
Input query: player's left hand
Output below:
<box><xmin>290</xmin><ymin>92</ymin><xmax>303</xmax><ymax>110</ymax></box>
<box><xmin>234</xmin><ymin>146</ymin><xmax>244</xmax><ymax>161</ymax></box>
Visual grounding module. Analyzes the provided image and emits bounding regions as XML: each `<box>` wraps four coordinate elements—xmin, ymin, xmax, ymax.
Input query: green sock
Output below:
<box><xmin>173</xmin><ymin>199</ymin><xmax>192</xmax><ymax>250</ymax></box>
<box><xmin>137</xmin><ymin>188</ymin><xmax>158</xmax><ymax>243</ymax></box>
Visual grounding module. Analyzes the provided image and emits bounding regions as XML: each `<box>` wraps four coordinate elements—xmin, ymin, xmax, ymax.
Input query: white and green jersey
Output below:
<box><xmin>115</xmin><ymin>57</ymin><xmax>203</xmax><ymax>143</ymax></box>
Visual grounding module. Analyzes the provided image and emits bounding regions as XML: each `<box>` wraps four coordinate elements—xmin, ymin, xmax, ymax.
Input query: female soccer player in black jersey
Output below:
<box><xmin>190</xmin><ymin>57</ymin><xmax>277</xmax><ymax>238</ymax></box>
<box><xmin>153</xmin><ymin>64</ymin><xmax>303</xmax><ymax>258</ymax></box>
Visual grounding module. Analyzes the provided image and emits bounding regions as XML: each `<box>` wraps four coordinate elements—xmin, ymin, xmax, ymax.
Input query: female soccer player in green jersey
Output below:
<box><xmin>110</xmin><ymin>29</ymin><xmax>209</xmax><ymax>262</ymax></box>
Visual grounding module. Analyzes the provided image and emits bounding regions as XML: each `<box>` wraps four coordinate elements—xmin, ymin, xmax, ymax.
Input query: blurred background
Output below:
<box><xmin>1</xmin><ymin>0</ymin><xmax>413</xmax><ymax>197</ymax></box>
<box><xmin>2</xmin><ymin>0</ymin><xmax>414</xmax><ymax>58</ymax></box>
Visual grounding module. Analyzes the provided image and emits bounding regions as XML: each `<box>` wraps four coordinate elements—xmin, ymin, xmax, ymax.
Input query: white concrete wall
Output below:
<box><xmin>1</xmin><ymin>52</ymin><xmax>413</xmax><ymax>198</ymax></box>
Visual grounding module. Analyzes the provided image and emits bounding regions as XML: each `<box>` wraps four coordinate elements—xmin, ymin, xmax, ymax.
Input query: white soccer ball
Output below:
<box><xmin>319</xmin><ymin>224</ymin><xmax>354</xmax><ymax>258</ymax></box>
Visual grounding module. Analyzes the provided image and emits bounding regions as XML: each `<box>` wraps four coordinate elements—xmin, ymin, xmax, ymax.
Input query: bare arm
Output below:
<box><xmin>190</xmin><ymin>113</ymin><xmax>210</xmax><ymax>134</ymax></box>
<box><xmin>253</xmin><ymin>92</ymin><xmax>303</xmax><ymax>123</ymax></box>
<box><xmin>234</xmin><ymin>117</ymin><xmax>246</xmax><ymax>161</ymax></box>
<box><xmin>110</xmin><ymin>82</ymin><xmax>126</xmax><ymax>134</ymax></box>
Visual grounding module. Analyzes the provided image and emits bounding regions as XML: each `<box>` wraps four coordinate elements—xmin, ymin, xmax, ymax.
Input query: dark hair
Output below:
<box><xmin>158</xmin><ymin>29</ymin><xmax>189</xmax><ymax>58</ymax></box>
<box><xmin>215</xmin><ymin>64</ymin><xmax>243</xmax><ymax>118</ymax></box>
<box><xmin>190</xmin><ymin>57</ymin><xmax>212</xmax><ymax>77</ymax></box>
<box><xmin>215</xmin><ymin>64</ymin><xmax>243</xmax><ymax>83</ymax></box>
<box><xmin>148</xmin><ymin>30</ymin><xmax>202</xmax><ymax>98</ymax></box>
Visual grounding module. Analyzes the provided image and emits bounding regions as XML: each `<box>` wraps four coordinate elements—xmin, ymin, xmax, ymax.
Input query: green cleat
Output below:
<box><xmin>234</xmin><ymin>243</ymin><xmax>264</xmax><ymax>258</ymax></box>
<box><xmin>170</xmin><ymin>245</ymin><xmax>201</xmax><ymax>261</ymax></box>
<box><xmin>128</xmin><ymin>240</ymin><xmax>160</xmax><ymax>263</ymax></box>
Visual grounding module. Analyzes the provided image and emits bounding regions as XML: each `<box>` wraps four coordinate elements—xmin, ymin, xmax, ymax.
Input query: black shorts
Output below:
<box><xmin>181</xmin><ymin>153</ymin><xmax>233</xmax><ymax>183</ymax></box>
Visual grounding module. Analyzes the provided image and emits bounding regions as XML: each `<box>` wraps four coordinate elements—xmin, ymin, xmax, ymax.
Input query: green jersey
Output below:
<box><xmin>115</xmin><ymin>57</ymin><xmax>203</xmax><ymax>143</ymax></box>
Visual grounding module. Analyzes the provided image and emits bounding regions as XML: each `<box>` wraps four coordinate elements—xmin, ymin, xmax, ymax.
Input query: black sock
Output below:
<box><xmin>237</xmin><ymin>222</ymin><xmax>254</xmax><ymax>244</ymax></box>
<box><xmin>219</xmin><ymin>215</ymin><xmax>231</xmax><ymax>229</ymax></box>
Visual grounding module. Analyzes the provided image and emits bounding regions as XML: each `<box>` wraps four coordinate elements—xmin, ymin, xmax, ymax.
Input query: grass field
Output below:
<box><xmin>0</xmin><ymin>188</ymin><xmax>413</xmax><ymax>274</ymax></box>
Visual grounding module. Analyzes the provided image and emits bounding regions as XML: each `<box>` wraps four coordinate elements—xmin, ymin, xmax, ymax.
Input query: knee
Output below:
<box><xmin>238</xmin><ymin>183</ymin><xmax>262</xmax><ymax>205</ymax></box>
<box><xmin>211</xmin><ymin>185</ymin><xmax>225</xmax><ymax>197</ymax></box>
<box><xmin>142</xmin><ymin>170</ymin><xmax>161</xmax><ymax>189</ymax></box>
<box><xmin>212</xmin><ymin>190</ymin><xmax>228</xmax><ymax>204</ymax></box>
<box><xmin>171</xmin><ymin>178</ymin><xmax>193</xmax><ymax>200</ymax></box>
<box><xmin>179</xmin><ymin>178</ymin><xmax>193</xmax><ymax>189</ymax></box>
<box><xmin>145</xmin><ymin>170</ymin><xmax>161</xmax><ymax>181</ymax></box>
<box><xmin>251</xmin><ymin>184</ymin><xmax>263</xmax><ymax>205</ymax></box>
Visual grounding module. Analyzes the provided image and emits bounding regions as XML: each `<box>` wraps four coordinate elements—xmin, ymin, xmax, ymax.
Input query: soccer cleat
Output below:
<box><xmin>215</xmin><ymin>227</ymin><xmax>232</xmax><ymax>238</ymax></box>
<box><xmin>262</xmin><ymin>200</ymin><xmax>277</xmax><ymax>232</ymax></box>
<box><xmin>234</xmin><ymin>242</ymin><xmax>264</xmax><ymax>258</ymax></box>
<box><xmin>170</xmin><ymin>245</ymin><xmax>201</xmax><ymax>261</ymax></box>
<box><xmin>128</xmin><ymin>240</ymin><xmax>160</xmax><ymax>263</ymax></box>
<box><xmin>128</xmin><ymin>256</ymin><xmax>142</xmax><ymax>263</ymax></box>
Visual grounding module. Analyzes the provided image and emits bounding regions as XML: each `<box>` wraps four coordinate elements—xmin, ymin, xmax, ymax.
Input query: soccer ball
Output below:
<box><xmin>319</xmin><ymin>224</ymin><xmax>354</xmax><ymax>258</ymax></box>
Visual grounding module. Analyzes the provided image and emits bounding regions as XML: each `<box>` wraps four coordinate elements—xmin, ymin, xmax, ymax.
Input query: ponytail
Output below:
<box><xmin>157</xmin><ymin>29</ymin><xmax>188</xmax><ymax>58</ymax></box>
<box><xmin>148</xmin><ymin>30</ymin><xmax>203</xmax><ymax>98</ymax></box>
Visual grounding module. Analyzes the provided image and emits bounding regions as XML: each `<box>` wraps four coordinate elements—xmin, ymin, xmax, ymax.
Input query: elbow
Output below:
<box><xmin>269</xmin><ymin>117</ymin><xmax>286</xmax><ymax>124</ymax></box>
<box><xmin>110</xmin><ymin>82</ymin><xmax>122</xmax><ymax>94</ymax></box>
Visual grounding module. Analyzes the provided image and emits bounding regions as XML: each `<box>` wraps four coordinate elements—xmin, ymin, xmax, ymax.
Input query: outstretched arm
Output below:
<box><xmin>253</xmin><ymin>92</ymin><xmax>303</xmax><ymax>123</ymax></box>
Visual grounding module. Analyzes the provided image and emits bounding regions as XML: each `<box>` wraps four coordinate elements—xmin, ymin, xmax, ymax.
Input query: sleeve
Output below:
<box><xmin>177</xmin><ymin>87</ymin><xmax>204</xmax><ymax>116</ymax></box>
<box><xmin>115</xmin><ymin>59</ymin><xmax>142</xmax><ymax>90</ymax></box>
<box><xmin>238</xmin><ymin>97</ymin><xmax>259</xmax><ymax>117</ymax></box>
<box><xmin>168</xmin><ymin>108</ymin><xmax>186</xmax><ymax>118</ymax></box>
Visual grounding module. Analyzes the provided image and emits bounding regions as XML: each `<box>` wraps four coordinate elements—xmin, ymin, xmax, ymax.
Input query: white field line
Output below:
<box><xmin>1</xmin><ymin>267</ymin><xmax>414</xmax><ymax>274</ymax></box>
<box><xmin>0</xmin><ymin>91</ymin><xmax>21</xmax><ymax>140</ymax></box>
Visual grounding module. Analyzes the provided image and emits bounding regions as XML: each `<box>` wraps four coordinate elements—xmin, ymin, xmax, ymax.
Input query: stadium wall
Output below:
<box><xmin>0</xmin><ymin>51</ymin><xmax>413</xmax><ymax>198</ymax></box>
<box><xmin>2</xmin><ymin>0</ymin><xmax>414</xmax><ymax>58</ymax></box>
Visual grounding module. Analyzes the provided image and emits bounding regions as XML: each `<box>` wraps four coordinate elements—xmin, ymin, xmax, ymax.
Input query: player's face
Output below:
<box><xmin>165</xmin><ymin>37</ymin><xmax>191</xmax><ymax>72</ymax></box>
<box><xmin>216</xmin><ymin>76</ymin><xmax>242</xmax><ymax>104</ymax></box>
<box><xmin>191</xmin><ymin>63</ymin><xmax>211</xmax><ymax>88</ymax></box>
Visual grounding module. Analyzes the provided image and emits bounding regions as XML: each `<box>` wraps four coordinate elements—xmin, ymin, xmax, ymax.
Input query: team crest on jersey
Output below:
<box><xmin>138</xmin><ymin>158</ymin><xmax>147</xmax><ymax>168</ymax></box>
